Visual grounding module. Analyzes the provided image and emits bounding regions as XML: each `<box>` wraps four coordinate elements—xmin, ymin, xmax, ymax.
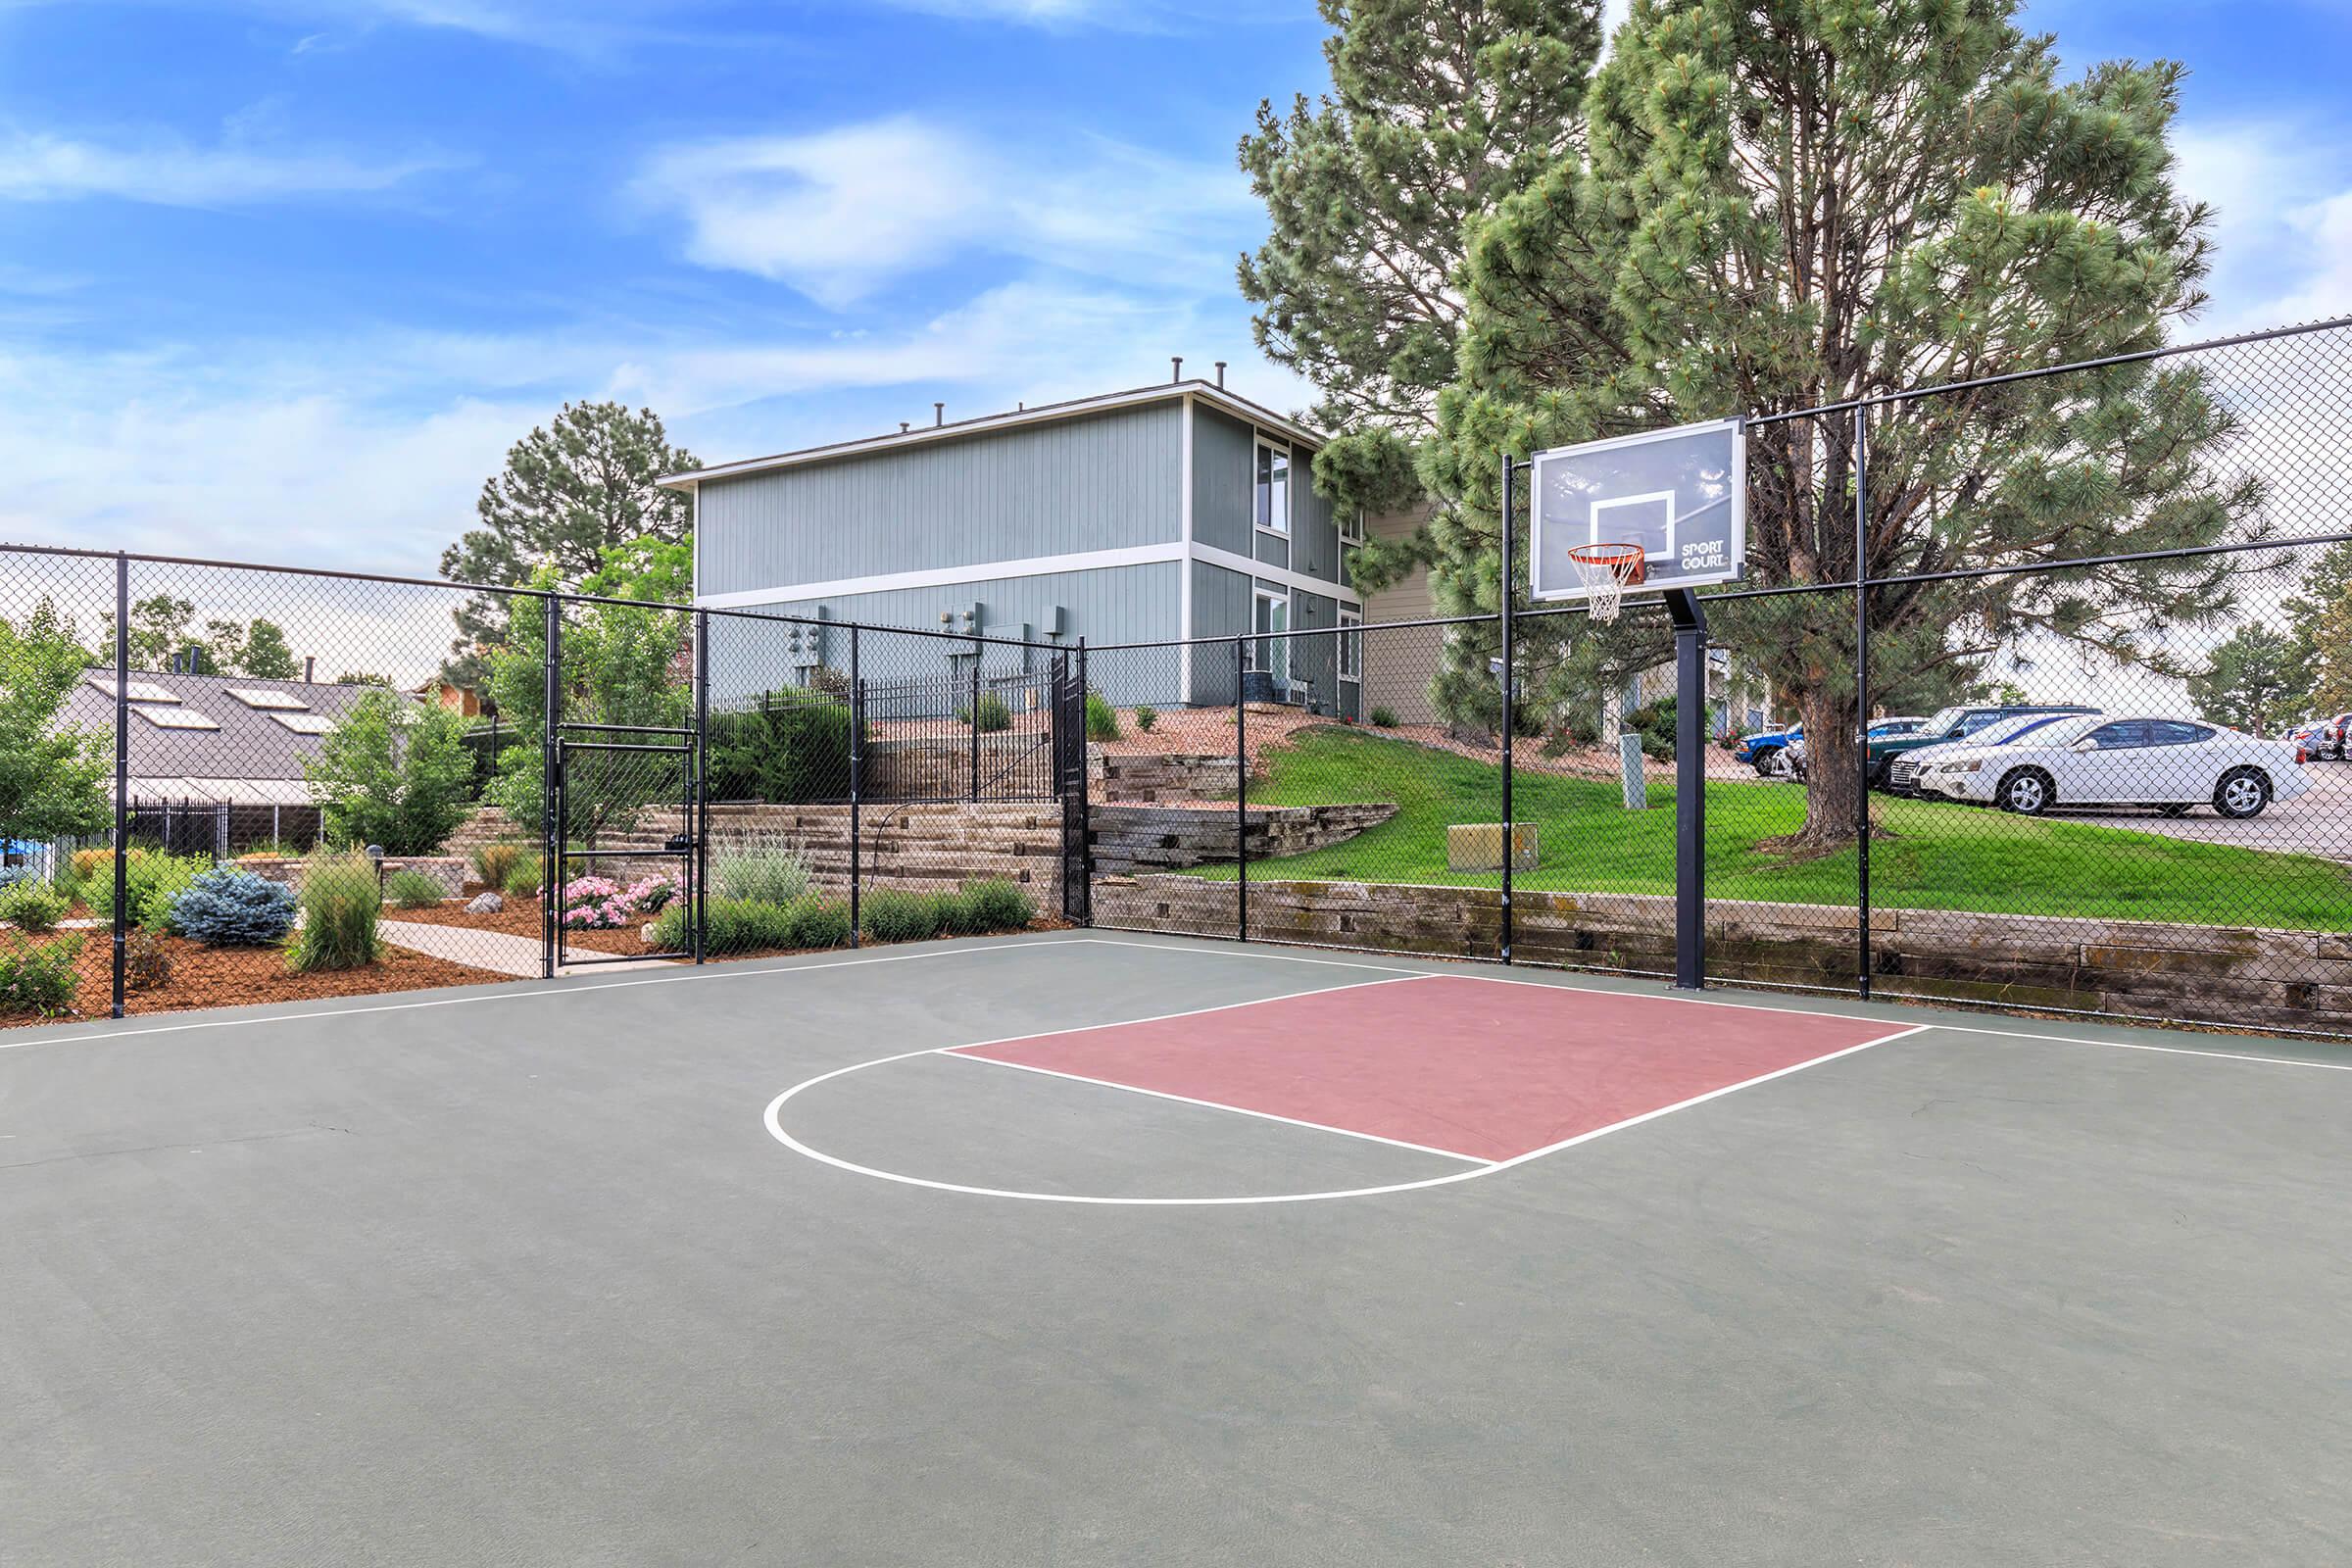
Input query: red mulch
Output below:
<box><xmin>1</xmin><ymin>931</ymin><xmax>514</xmax><ymax>1030</ymax></box>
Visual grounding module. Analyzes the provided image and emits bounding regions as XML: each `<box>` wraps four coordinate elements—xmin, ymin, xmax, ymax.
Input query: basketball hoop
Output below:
<box><xmin>1566</xmin><ymin>542</ymin><xmax>1647</xmax><ymax>624</ymax></box>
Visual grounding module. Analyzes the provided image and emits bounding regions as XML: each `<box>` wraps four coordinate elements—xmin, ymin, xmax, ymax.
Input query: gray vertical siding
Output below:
<box><xmin>1190</xmin><ymin>404</ymin><xmax>1255</xmax><ymax>557</ymax></box>
<box><xmin>697</xmin><ymin>402</ymin><xmax>1182</xmax><ymax>598</ymax></box>
<box><xmin>1188</xmin><ymin>561</ymin><xmax>1251</xmax><ymax>706</ymax></box>
<box><xmin>703</xmin><ymin>563</ymin><xmax>1179</xmax><ymax>708</ymax></box>
<box><xmin>1186</xmin><ymin>402</ymin><xmax>1343</xmax><ymax>592</ymax></box>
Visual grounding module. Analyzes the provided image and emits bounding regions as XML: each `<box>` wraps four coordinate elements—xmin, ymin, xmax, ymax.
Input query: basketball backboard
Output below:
<box><xmin>1530</xmin><ymin>418</ymin><xmax>1744</xmax><ymax>602</ymax></box>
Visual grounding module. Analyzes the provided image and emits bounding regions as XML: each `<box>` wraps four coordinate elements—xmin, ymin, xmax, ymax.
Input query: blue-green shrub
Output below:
<box><xmin>169</xmin><ymin>867</ymin><xmax>299</xmax><ymax>947</ymax></box>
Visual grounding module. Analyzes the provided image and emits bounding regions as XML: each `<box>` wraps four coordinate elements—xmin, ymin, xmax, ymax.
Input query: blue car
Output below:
<box><xmin>1734</xmin><ymin>723</ymin><xmax>1802</xmax><ymax>777</ymax></box>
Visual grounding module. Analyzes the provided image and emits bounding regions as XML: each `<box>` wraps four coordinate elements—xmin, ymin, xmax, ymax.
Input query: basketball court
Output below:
<box><xmin>6</xmin><ymin>930</ymin><xmax>2349</xmax><ymax>1563</ymax></box>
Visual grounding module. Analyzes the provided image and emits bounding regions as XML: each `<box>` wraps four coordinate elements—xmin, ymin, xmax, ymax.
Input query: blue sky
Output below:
<box><xmin>3</xmin><ymin>0</ymin><xmax>2349</xmax><ymax>577</ymax></box>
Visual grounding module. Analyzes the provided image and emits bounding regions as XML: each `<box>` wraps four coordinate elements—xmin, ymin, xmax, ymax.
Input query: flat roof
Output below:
<box><xmin>659</xmin><ymin>379</ymin><xmax>1321</xmax><ymax>490</ymax></box>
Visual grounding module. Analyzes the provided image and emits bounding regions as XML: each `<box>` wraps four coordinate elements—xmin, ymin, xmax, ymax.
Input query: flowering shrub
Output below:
<box><xmin>560</xmin><ymin>874</ymin><xmax>675</xmax><ymax>929</ymax></box>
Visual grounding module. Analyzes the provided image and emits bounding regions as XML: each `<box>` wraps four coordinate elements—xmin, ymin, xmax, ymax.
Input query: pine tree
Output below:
<box><xmin>1428</xmin><ymin>0</ymin><xmax>2253</xmax><ymax>849</ymax></box>
<box><xmin>1238</xmin><ymin>0</ymin><xmax>1605</xmax><ymax>578</ymax></box>
<box><xmin>440</xmin><ymin>403</ymin><xmax>700</xmax><ymax>683</ymax></box>
<box><xmin>2186</xmin><ymin>625</ymin><xmax>2307</xmax><ymax>736</ymax></box>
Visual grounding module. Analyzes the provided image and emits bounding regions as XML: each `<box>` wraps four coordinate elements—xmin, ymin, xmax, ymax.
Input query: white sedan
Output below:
<box><xmin>1916</xmin><ymin>714</ymin><xmax>2312</xmax><ymax>819</ymax></box>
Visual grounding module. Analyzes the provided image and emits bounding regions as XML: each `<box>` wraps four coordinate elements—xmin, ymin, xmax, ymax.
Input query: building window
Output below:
<box><xmin>1254</xmin><ymin>440</ymin><xmax>1290</xmax><ymax>534</ymax></box>
<box><xmin>1339</xmin><ymin>610</ymin><xmax>1362</xmax><ymax>680</ymax></box>
<box><xmin>1340</xmin><ymin>508</ymin><xmax>1364</xmax><ymax>545</ymax></box>
<box><xmin>1248</xmin><ymin>588</ymin><xmax>1290</xmax><ymax>681</ymax></box>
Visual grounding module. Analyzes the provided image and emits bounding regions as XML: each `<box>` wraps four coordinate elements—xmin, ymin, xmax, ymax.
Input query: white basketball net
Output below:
<box><xmin>1567</xmin><ymin>544</ymin><xmax>1645</xmax><ymax>625</ymax></box>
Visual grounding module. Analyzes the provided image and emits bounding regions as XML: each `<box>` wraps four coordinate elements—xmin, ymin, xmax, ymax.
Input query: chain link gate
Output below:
<box><xmin>546</xmin><ymin>720</ymin><xmax>700</xmax><ymax>971</ymax></box>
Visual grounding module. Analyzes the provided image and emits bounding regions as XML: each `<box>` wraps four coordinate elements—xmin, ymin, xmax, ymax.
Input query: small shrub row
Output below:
<box><xmin>383</xmin><ymin>868</ymin><xmax>446</xmax><ymax>910</ymax></box>
<box><xmin>648</xmin><ymin>895</ymin><xmax>853</xmax><ymax>955</ymax></box>
<box><xmin>858</xmin><ymin>879</ymin><xmax>1036</xmax><ymax>944</ymax></box>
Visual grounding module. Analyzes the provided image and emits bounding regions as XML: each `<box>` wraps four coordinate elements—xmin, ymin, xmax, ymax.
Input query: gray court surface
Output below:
<box><xmin>5</xmin><ymin>931</ymin><xmax>2349</xmax><ymax>1565</ymax></box>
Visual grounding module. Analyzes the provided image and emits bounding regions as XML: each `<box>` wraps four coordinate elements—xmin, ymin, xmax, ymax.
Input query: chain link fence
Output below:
<box><xmin>4</xmin><ymin>318</ymin><xmax>2348</xmax><ymax>1035</ymax></box>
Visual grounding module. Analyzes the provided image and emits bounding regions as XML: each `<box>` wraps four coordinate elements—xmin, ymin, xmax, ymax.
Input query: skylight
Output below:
<box><xmin>132</xmin><ymin>704</ymin><xmax>220</xmax><ymax>730</ymax></box>
<box><xmin>270</xmin><ymin>711</ymin><xmax>336</xmax><ymax>735</ymax></box>
<box><xmin>87</xmin><ymin>677</ymin><xmax>177</xmax><ymax>704</ymax></box>
<box><xmin>229</xmin><ymin>688</ymin><xmax>310</xmax><ymax>710</ymax></box>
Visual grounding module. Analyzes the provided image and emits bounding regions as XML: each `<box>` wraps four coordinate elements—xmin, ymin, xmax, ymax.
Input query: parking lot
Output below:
<box><xmin>1934</xmin><ymin>757</ymin><xmax>2352</xmax><ymax>862</ymax></box>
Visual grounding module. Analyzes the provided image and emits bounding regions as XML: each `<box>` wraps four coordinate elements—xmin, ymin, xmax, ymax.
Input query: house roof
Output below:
<box><xmin>58</xmin><ymin>668</ymin><xmax>394</xmax><ymax>802</ymax></box>
<box><xmin>658</xmin><ymin>379</ymin><xmax>1323</xmax><ymax>490</ymax></box>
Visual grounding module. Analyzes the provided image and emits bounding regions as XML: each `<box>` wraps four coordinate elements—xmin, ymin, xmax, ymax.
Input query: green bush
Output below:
<box><xmin>168</xmin><ymin>867</ymin><xmax>298</xmax><ymax>946</ymax></box>
<box><xmin>712</xmin><ymin>834</ymin><xmax>811</xmax><ymax>905</ymax></box>
<box><xmin>1627</xmin><ymin>696</ymin><xmax>1678</xmax><ymax>761</ymax></box>
<box><xmin>1134</xmin><ymin>705</ymin><xmax>1157</xmax><ymax>733</ymax></box>
<box><xmin>88</xmin><ymin>850</ymin><xmax>209</xmax><ymax>932</ymax></box>
<box><xmin>1369</xmin><ymin>707</ymin><xmax>1398</xmax><ymax>729</ymax></box>
<box><xmin>710</xmin><ymin>688</ymin><xmax>857</xmax><ymax>804</ymax></box>
<box><xmin>286</xmin><ymin>852</ymin><xmax>382</xmax><ymax>971</ymax></box>
<box><xmin>0</xmin><ymin>933</ymin><xmax>83</xmax><ymax>1016</ymax></box>
<box><xmin>0</xmin><ymin>879</ymin><xmax>69</xmax><ymax>932</ymax></box>
<box><xmin>858</xmin><ymin>888</ymin><xmax>940</xmax><ymax>944</ymax></box>
<box><xmin>469</xmin><ymin>841</ymin><xmax>525</xmax><ymax>891</ymax></box>
<box><xmin>948</xmin><ymin>878</ymin><xmax>1035</xmax><ymax>934</ymax></box>
<box><xmin>958</xmin><ymin>691</ymin><xmax>1013</xmax><ymax>733</ymax></box>
<box><xmin>382</xmin><ymin>869</ymin><xmax>444</xmax><ymax>909</ymax></box>
<box><xmin>1086</xmin><ymin>689</ymin><xmax>1120</xmax><ymax>741</ymax></box>
<box><xmin>506</xmin><ymin>852</ymin><xmax>544</xmax><ymax>901</ymax></box>
<box><xmin>785</xmin><ymin>897</ymin><xmax>853</xmax><ymax>950</ymax></box>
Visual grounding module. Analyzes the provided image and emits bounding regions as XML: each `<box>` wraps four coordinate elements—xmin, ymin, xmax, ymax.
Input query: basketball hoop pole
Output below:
<box><xmin>1663</xmin><ymin>588</ymin><xmax>1708</xmax><ymax>990</ymax></box>
<box><xmin>1498</xmin><ymin>450</ymin><xmax>1518</xmax><ymax>965</ymax></box>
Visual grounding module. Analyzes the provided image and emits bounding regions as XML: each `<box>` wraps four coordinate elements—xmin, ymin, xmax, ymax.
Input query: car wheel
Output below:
<box><xmin>2214</xmin><ymin>767</ymin><xmax>2271</xmax><ymax>819</ymax></box>
<box><xmin>1996</xmin><ymin>767</ymin><xmax>2053</xmax><ymax>815</ymax></box>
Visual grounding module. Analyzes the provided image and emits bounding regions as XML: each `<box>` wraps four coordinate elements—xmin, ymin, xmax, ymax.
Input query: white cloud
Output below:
<box><xmin>633</xmin><ymin>116</ymin><xmax>1250</xmax><ymax>309</ymax></box>
<box><xmin>2171</xmin><ymin>120</ymin><xmax>2352</xmax><ymax>334</ymax></box>
<box><xmin>0</xmin><ymin>128</ymin><xmax>456</xmax><ymax>207</ymax></box>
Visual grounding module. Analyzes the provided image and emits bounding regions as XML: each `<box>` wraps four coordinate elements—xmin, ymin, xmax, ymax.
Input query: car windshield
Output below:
<box><xmin>1917</xmin><ymin>707</ymin><xmax>1967</xmax><ymax>735</ymax></box>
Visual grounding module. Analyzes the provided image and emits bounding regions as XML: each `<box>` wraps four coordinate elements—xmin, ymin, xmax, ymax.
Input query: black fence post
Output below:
<box><xmin>1076</xmin><ymin>640</ymin><xmax>1093</xmax><ymax>926</ymax></box>
<box><xmin>693</xmin><ymin>608</ymin><xmax>710</xmax><ymax>966</ymax></box>
<box><xmin>1853</xmin><ymin>405</ymin><xmax>1874</xmax><ymax>1002</ymax></box>
<box><xmin>1665</xmin><ymin>589</ymin><xmax>1709</xmax><ymax>990</ymax></box>
<box><xmin>970</xmin><ymin>635</ymin><xmax>983</xmax><ymax>803</ymax></box>
<box><xmin>540</xmin><ymin>592</ymin><xmax>561</xmax><ymax>981</ymax></box>
<box><xmin>110</xmin><ymin>552</ymin><xmax>129</xmax><ymax>1018</ymax></box>
<box><xmin>1235</xmin><ymin>637</ymin><xmax>1249</xmax><ymax>944</ymax></box>
<box><xmin>1498</xmin><ymin>450</ymin><xmax>1516</xmax><ymax>966</ymax></box>
<box><xmin>860</xmin><ymin>620</ymin><xmax>870</xmax><ymax>945</ymax></box>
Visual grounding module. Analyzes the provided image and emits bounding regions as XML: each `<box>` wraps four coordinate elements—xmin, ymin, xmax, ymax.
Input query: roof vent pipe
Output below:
<box><xmin>934</xmin><ymin>402</ymin><xmax>945</xmax><ymax>426</ymax></box>
<box><xmin>304</xmin><ymin>656</ymin><xmax>315</xmax><ymax>684</ymax></box>
<box><xmin>900</xmin><ymin>421</ymin><xmax>909</xmax><ymax>433</ymax></box>
<box><xmin>1171</xmin><ymin>356</ymin><xmax>1183</xmax><ymax>383</ymax></box>
<box><xmin>1214</xmin><ymin>361</ymin><xmax>1226</xmax><ymax>388</ymax></box>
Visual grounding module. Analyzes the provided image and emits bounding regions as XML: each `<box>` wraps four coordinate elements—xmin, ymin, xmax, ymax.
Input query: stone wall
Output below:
<box><xmin>1090</xmin><ymin>873</ymin><xmax>2350</xmax><ymax>1035</ymax></box>
<box><xmin>1096</xmin><ymin>753</ymin><xmax>1242</xmax><ymax>805</ymax></box>
<box><xmin>1087</xmin><ymin>804</ymin><xmax>1398</xmax><ymax>876</ymax></box>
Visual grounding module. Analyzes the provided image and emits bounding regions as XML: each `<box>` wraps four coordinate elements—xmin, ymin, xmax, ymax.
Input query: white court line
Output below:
<box><xmin>949</xmin><ymin>1050</ymin><xmax>1491</xmax><ymax>1165</ymax></box>
<box><xmin>1067</xmin><ymin>936</ymin><xmax>2352</xmax><ymax>1074</ymax></box>
<box><xmin>761</xmin><ymin>997</ymin><xmax>1934</xmax><ymax>1205</ymax></box>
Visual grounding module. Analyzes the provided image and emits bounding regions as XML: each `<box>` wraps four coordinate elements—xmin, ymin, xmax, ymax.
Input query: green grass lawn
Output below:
<box><xmin>1187</xmin><ymin>727</ymin><xmax>2352</xmax><ymax>932</ymax></box>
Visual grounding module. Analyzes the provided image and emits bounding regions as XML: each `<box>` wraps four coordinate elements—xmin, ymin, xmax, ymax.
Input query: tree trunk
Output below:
<box><xmin>1791</xmin><ymin>688</ymin><xmax>1861</xmax><ymax>851</ymax></box>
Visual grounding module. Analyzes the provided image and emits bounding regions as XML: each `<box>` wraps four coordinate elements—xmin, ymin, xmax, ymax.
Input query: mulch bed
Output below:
<box><xmin>2</xmin><ymin>933</ymin><xmax>514</xmax><ymax>1031</ymax></box>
